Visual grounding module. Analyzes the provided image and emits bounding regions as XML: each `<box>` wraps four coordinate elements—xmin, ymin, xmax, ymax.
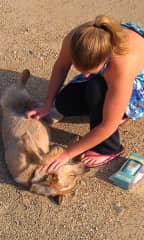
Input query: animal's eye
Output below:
<box><xmin>52</xmin><ymin>174</ymin><xmax>58</xmax><ymax>181</ymax></box>
<box><xmin>47</xmin><ymin>174</ymin><xmax>58</xmax><ymax>182</ymax></box>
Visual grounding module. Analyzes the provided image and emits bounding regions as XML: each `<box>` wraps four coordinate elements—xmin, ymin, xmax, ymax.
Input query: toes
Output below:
<box><xmin>86</xmin><ymin>159</ymin><xmax>98</xmax><ymax>167</ymax></box>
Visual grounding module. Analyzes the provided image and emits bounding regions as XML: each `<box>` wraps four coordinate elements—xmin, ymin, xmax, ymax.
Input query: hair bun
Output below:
<box><xmin>93</xmin><ymin>23</ymin><xmax>107</xmax><ymax>32</ymax></box>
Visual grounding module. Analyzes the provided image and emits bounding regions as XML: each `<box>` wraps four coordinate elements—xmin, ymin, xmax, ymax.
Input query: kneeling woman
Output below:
<box><xmin>27</xmin><ymin>15</ymin><xmax>144</xmax><ymax>171</ymax></box>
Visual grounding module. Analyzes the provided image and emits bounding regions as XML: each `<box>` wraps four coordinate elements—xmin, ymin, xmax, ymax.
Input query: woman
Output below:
<box><xmin>26</xmin><ymin>15</ymin><xmax>144</xmax><ymax>171</ymax></box>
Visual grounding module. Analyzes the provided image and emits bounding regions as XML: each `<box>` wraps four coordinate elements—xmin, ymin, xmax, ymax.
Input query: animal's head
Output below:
<box><xmin>0</xmin><ymin>69</ymin><xmax>34</xmax><ymax>113</ymax></box>
<box><xmin>30</xmin><ymin>161</ymin><xmax>87</xmax><ymax>203</ymax></box>
<box><xmin>30</xmin><ymin>145</ymin><xmax>88</xmax><ymax>204</ymax></box>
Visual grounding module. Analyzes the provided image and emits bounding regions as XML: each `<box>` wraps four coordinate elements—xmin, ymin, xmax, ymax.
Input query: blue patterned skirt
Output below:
<box><xmin>122</xmin><ymin>22</ymin><xmax>144</xmax><ymax>119</ymax></box>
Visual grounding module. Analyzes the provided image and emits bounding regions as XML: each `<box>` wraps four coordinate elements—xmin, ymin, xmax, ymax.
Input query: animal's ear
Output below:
<box><xmin>30</xmin><ymin>182</ymin><xmax>66</xmax><ymax>205</ymax></box>
<box><xmin>70</xmin><ymin>163</ymin><xmax>88</xmax><ymax>176</ymax></box>
<box><xmin>30</xmin><ymin>179</ymin><xmax>58</xmax><ymax>197</ymax></box>
<box><xmin>17</xmin><ymin>69</ymin><xmax>30</xmax><ymax>89</ymax></box>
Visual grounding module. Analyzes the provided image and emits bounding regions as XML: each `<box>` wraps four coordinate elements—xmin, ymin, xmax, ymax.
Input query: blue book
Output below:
<box><xmin>109</xmin><ymin>153</ymin><xmax>144</xmax><ymax>189</ymax></box>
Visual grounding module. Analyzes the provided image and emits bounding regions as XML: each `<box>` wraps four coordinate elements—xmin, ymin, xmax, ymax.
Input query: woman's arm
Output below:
<box><xmin>26</xmin><ymin>34</ymin><xmax>72</xmax><ymax>119</ymax></box>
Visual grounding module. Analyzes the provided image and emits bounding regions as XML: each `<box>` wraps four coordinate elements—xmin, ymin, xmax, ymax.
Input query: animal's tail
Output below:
<box><xmin>17</xmin><ymin>69</ymin><xmax>30</xmax><ymax>89</ymax></box>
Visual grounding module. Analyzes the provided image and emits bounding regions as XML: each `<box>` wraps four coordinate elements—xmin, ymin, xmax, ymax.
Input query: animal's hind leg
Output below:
<box><xmin>20</xmin><ymin>132</ymin><xmax>44</xmax><ymax>164</ymax></box>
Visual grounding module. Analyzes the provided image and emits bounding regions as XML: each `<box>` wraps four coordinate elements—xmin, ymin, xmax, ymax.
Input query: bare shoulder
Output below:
<box><xmin>105</xmin><ymin>51</ymin><xmax>144</xmax><ymax>88</ymax></box>
<box><xmin>105</xmin><ymin>27</ymin><xmax>144</xmax><ymax>85</ymax></box>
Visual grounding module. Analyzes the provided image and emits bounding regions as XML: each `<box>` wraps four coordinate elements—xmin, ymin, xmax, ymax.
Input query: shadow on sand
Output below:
<box><xmin>94</xmin><ymin>156</ymin><xmax>128</xmax><ymax>184</ymax></box>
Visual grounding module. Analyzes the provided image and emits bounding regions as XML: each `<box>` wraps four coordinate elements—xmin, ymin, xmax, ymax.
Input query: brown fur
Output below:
<box><xmin>0</xmin><ymin>70</ymin><xmax>87</xmax><ymax>202</ymax></box>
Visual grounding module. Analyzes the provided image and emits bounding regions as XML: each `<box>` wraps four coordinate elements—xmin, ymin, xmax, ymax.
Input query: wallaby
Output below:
<box><xmin>0</xmin><ymin>70</ymin><xmax>87</xmax><ymax>203</ymax></box>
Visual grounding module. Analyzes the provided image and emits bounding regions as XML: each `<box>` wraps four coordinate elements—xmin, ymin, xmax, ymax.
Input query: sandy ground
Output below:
<box><xmin>0</xmin><ymin>0</ymin><xmax>144</xmax><ymax>239</ymax></box>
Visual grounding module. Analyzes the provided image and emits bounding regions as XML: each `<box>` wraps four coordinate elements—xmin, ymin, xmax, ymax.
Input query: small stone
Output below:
<box><xmin>29</xmin><ymin>50</ymin><xmax>33</xmax><ymax>55</ymax></box>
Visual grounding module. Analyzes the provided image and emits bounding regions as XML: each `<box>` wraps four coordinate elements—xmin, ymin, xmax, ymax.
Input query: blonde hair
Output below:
<box><xmin>70</xmin><ymin>15</ymin><xmax>128</xmax><ymax>70</ymax></box>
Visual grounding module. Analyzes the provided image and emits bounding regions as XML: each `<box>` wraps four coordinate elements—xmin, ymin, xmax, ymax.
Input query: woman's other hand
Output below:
<box><xmin>26</xmin><ymin>105</ymin><xmax>49</xmax><ymax>120</ymax></box>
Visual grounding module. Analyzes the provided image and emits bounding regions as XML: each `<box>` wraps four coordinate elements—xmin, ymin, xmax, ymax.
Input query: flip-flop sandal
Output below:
<box><xmin>79</xmin><ymin>146</ymin><xmax>125</xmax><ymax>168</ymax></box>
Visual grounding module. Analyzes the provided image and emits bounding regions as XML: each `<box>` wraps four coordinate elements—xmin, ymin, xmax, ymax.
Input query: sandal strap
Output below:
<box><xmin>79</xmin><ymin>146</ymin><xmax>125</xmax><ymax>168</ymax></box>
<box><xmin>81</xmin><ymin>146</ymin><xmax>124</xmax><ymax>159</ymax></box>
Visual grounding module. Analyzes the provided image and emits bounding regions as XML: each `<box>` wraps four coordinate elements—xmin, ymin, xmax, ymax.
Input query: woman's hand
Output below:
<box><xmin>38</xmin><ymin>150</ymin><xmax>70</xmax><ymax>174</ymax></box>
<box><xmin>26</xmin><ymin>105</ymin><xmax>50</xmax><ymax>120</ymax></box>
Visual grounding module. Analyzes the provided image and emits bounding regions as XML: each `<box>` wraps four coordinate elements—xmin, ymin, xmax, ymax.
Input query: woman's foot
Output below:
<box><xmin>79</xmin><ymin>147</ymin><xmax>125</xmax><ymax>167</ymax></box>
